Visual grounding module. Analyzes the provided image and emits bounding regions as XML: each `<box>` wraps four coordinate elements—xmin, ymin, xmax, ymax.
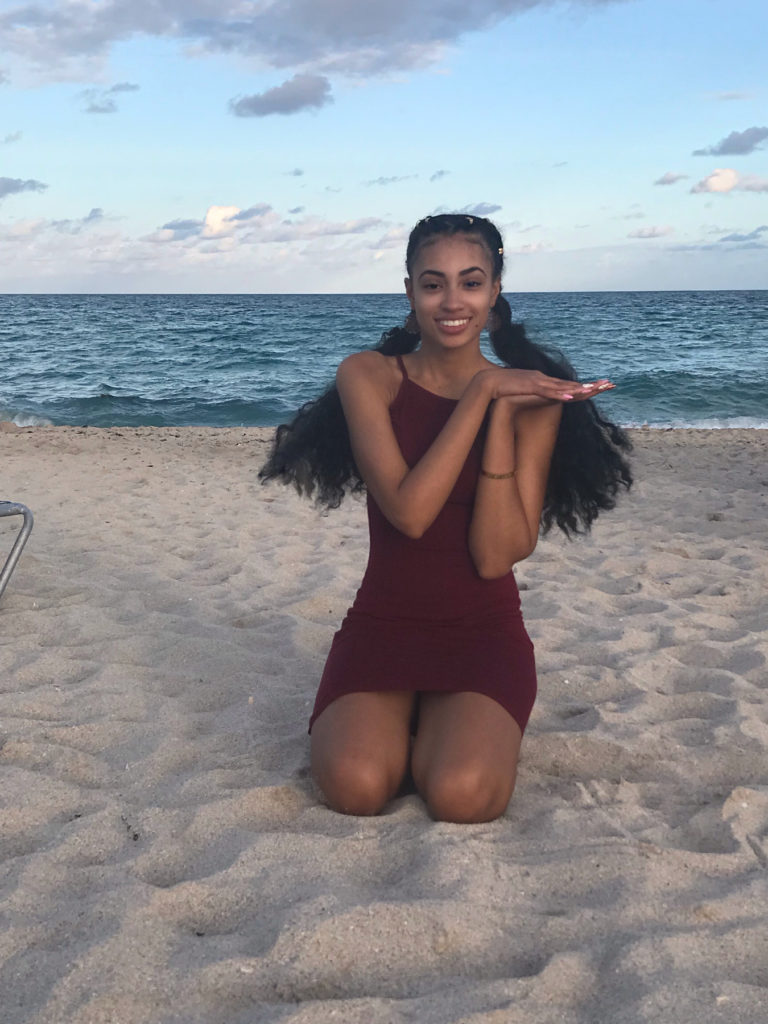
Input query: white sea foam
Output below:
<box><xmin>623</xmin><ymin>416</ymin><xmax>768</xmax><ymax>430</ymax></box>
<box><xmin>0</xmin><ymin>407</ymin><xmax>54</xmax><ymax>427</ymax></box>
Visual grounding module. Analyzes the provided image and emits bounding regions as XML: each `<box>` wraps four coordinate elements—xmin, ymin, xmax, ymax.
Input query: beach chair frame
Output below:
<box><xmin>0</xmin><ymin>501</ymin><xmax>34</xmax><ymax>601</ymax></box>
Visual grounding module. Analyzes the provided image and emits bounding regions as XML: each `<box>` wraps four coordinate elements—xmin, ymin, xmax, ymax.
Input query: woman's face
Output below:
<box><xmin>405</xmin><ymin>234</ymin><xmax>500</xmax><ymax>350</ymax></box>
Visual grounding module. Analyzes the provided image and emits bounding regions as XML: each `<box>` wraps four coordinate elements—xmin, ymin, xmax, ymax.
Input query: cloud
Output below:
<box><xmin>49</xmin><ymin>207</ymin><xmax>105</xmax><ymax>233</ymax></box>
<box><xmin>229</xmin><ymin>74</ymin><xmax>332</xmax><ymax>117</ymax></box>
<box><xmin>693</xmin><ymin>126</ymin><xmax>768</xmax><ymax>156</ymax></box>
<box><xmin>0</xmin><ymin>175</ymin><xmax>47</xmax><ymax>199</ymax></box>
<box><xmin>508</xmin><ymin>242</ymin><xmax>549</xmax><ymax>255</ymax></box>
<box><xmin>202</xmin><ymin>205</ymin><xmax>241</xmax><ymax>237</ymax></box>
<box><xmin>286</xmin><ymin>168</ymin><xmax>304</xmax><ymax>176</ymax></box>
<box><xmin>80</xmin><ymin>81</ymin><xmax>140</xmax><ymax>114</ymax></box>
<box><xmin>430</xmin><ymin>169</ymin><xmax>449</xmax><ymax>182</ymax></box>
<box><xmin>690</xmin><ymin>168</ymin><xmax>739</xmax><ymax>193</ymax></box>
<box><xmin>0</xmin><ymin>1</ymin><xmax>627</xmax><ymax>80</ymax></box>
<box><xmin>713</xmin><ymin>91</ymin><xmax>749</xmax><ymax>101</ymax></box>
<box><xmin>153</xmin><ymin>218</ymin><xmax>205</xmax><ymax>242</ymax></box>
<box><xmin>654</xmin><ymin>171</ymin><xmax>687</xmax><ymax>186</ymax></box>
<box><xmin>458</xmin><ymin>202</ymin><xmax>502</xmax><ymax>216</ymax></box>
<box><xmin>628</xmin><ymin>226</ymin><xmax>673</xmax><ymax>239</ymax></box>
<box><xmin>146</xmin><ymin>203</ymin><xmax>384</xmax><ymax>249</ymax></box>
<box><xmin>718</xmin><ymin>225</ymin><xmax>768</xmax><ymax>243</ymax></box>
<box><xmin>363</xmin><ymin>175</ymin><xmax>417</xmax><ymax>186</ymax></box>
<box><xmin>229</xmin><ymin>204</ymin><xmax>273</xmax><ymax>222</ymax></box>
<box><xmin>691</xmin><ymin>168</ymin><xmax>768</xmax><ymax>194</ymax></box>
<box><xmin>288</xmin><ymin>206</ymin><xmax>305</xmax><ymax>214</ymax></box>
<box><xmin>739</xmin><ymin>176</ymin><xmax>768</xmax><ymax>193</ymax></box>
<box><xmin>2</xmin><ymin>130</ymin><xmax>22</xmax><ymax>144</ymax></box>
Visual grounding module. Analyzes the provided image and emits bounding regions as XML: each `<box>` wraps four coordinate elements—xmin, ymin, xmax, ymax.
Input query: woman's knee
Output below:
<box><xmin>312</xmin><ymin>753</ymin><xmax>401</xmax><ymax>816</ymax></box>
<box><xmin>422</xmin><ymin>765</ymin><xmax>514</xmax><ymax>824</ymax></box>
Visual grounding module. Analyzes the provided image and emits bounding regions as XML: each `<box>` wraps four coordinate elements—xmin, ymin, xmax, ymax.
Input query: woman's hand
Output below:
<box><xmin>475</xmin><ymin>367</ymin><xmax>614</xmax><ymax>405</ymax></box>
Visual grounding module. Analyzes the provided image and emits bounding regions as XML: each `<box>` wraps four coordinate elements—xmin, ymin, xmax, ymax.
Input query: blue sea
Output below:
<box><xmin>1</xmin><ymin>292</ymin><xmax>766</xmax><ymax>429</ymax></box>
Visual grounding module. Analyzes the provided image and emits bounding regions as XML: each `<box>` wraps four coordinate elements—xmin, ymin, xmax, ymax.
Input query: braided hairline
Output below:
<box><xmin>406</xmin><ymin>214</ymin><xmax>504</xmax><ymax>284</ymax></box>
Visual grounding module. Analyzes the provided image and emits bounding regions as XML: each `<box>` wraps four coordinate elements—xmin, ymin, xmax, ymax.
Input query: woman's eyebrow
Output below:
<box><xmin>417</xmin><ymin>266</ymin><xmax>487</xmax><ymax>280</ymax></box>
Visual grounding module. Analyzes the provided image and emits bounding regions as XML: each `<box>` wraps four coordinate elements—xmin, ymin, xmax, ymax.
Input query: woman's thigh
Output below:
<box><xmin>310</xmin><ymin>691</ymin><xmax>414</xmax><ymax>815</ymax></box>
<box><xmin>411</xmin><ymin>692</ymin><xmax>523</xmax><ymax>823</ymax></box>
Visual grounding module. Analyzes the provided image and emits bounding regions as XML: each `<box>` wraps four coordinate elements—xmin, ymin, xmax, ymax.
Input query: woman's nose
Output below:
<box><xmin>440</xmin><ymin>286</ymin><xmax>463</xmax><ymax>309</ymax></box>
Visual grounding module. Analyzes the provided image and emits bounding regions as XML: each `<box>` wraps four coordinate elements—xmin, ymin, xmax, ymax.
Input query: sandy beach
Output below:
<box><xmin>1</xmin><ymin>424</ymin><xmax>767</xmax><ymax>1024</ymax></box>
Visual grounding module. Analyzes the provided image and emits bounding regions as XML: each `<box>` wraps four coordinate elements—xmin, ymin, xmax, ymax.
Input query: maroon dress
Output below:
<box><xmin>309</xmin><ymin>355</ymin><xmax>537</xmax><ymax>734</ymax></box>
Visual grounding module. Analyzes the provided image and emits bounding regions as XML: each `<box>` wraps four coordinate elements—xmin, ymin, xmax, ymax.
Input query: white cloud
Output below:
<box><xmin>628</xmin><ymin>225</ymin><xmax>673</xmax><ymax>239</ymax></box>
<box><xmin>691</xmin><ymin>168</ymin><xmax>768</xmax><ymax>194</ymax></box>
<box><xmin>691</xmin><ymin>168</ymin><xmax>739</xmax><ymax>194</ymax></box>
<box><xmin>202</xmin><ymin>205</ymin><xmax>240</xmax><ymax>237</ymax></box>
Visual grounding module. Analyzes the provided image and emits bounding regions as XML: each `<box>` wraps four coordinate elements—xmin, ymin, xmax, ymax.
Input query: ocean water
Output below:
<box><xmin>1</xmin><ymin>291</ymin><xmax>766</xmax><ymax>429</ymax></box>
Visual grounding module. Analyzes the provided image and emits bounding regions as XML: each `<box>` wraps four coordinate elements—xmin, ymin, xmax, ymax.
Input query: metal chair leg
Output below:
<box><xmin>0</xmin><ymin>502</ymin><xmax>34</xmax><ymax>601</ymax></box>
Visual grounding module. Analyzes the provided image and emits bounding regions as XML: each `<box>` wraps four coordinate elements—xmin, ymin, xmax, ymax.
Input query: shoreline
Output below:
<box><xmin>2</xmin><ymin>425</ymin><xmax>767</xmax><ymax>1022</ymax></box>
<box><xmin>1</xmin><ymin>419</ymin><xmax>768</xmax><ymax>432</ymax></box>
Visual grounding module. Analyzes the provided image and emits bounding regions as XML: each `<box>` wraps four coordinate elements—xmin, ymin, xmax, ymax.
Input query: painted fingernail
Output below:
<box><xmin>581</xmin><ymin>383</ymin><xmax>594</xmax><ymax>390</ymax></box>
<box><xmin>562</xmin><ymin>393</ymin><xmax>574</xmax><ymax>400</ymax></box>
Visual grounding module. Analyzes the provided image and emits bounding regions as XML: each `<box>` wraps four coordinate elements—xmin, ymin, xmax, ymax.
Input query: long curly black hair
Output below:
<box><xmin>260</xmin><ymin>213</ymin><xmax>632</xmax><ymax>535</ymax></box>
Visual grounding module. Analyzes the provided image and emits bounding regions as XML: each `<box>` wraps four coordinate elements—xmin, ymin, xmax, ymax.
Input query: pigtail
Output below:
<box><xmin>258</xmin><ymin>323</ymin><xmax>419</xmax><ymax>505</ymax></box>
<box><xmin>489</xmin><ymin>295</ymin><xmax>632</xmax><ymax>535</ymax></box>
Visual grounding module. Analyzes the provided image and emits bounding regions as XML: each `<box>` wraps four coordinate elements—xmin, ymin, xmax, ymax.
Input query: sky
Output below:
<box><xmin>0</xmin><ymin>0</ymin><xmax>766</xmax><ymax>293</ymax></box>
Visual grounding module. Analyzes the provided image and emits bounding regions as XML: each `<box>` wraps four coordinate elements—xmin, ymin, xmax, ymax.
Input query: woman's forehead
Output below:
<box><xmin>411</xmin><ymin>233</ymin><xmax>491</xmax><ymax>266</ymax></box>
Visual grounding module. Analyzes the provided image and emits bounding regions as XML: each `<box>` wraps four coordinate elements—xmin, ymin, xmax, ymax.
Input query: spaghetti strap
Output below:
<box><xmin>395</xmin><ymin>353</ymin><xmax>409</xmax><ymax>380</ymax></box>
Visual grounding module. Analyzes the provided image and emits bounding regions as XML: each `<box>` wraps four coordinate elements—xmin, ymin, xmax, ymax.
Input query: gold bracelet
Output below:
<box><xmin>480</xmin><ymin>468</ymin><xmax>516</xmax><ymax>479</ymax></box>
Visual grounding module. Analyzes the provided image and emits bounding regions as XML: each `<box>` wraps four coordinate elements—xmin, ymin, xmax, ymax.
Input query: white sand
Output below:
<box><xmin>1</xmin><ymin>425</ymin><xmax>767</xmax><ymax>1024</ymax></box>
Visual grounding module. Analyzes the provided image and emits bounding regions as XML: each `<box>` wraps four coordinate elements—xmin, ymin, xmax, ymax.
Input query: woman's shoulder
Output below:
<box><xmin>336</xmin><ymin>351</ymin><xmax>402</xmax><ymax>402</ymax></box>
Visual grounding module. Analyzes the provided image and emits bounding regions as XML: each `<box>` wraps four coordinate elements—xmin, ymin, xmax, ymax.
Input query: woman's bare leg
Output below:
<box><xmin>310</xmin><ymin>691</ymin><xmax>414</xmax><ymax>815</ymax></box>
<box><xmin>411</xmin><ymin>692</ymin><xmax>523</xmax><ymax>823</ymax></box>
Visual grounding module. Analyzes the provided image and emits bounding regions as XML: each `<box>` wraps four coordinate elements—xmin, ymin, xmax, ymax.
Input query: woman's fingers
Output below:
<box><xmin>491</xmin><ymin>370</ymin><xmax>615</xmax><ymax>401</ymax></box>
<box><xmin>560</xmin><ymin>378</ymin><xmax>615</xmax><ymax>401</ymax></box>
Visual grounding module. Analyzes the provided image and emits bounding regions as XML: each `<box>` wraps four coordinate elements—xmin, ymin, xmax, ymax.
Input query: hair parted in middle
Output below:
<box><xmin>260</xmin><ymin>213</ymin><xmax>632</xmax><ymax>536</ymax></box>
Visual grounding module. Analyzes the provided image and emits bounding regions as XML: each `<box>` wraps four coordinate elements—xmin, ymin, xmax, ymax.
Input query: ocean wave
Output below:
<box><xmin>0</xmin><ymin>406</ymin><xmax>54</xmax><ymax>427</ymax></box>
<box><xmin>622</xmin><ymin>416</ymin><xmax>768</xmax><ymax>430</ymax></box>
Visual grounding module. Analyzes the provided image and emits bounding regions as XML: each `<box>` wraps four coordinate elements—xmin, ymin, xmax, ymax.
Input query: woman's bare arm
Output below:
<box><xmin>336</xmin><ymin>352</ymin><xmax>491</xmax><ymax>538</ymax></box>
<box><xmin>468</xmin><ymin>399</ymin><xmax>562</xmax><ymax>578</ymax></box>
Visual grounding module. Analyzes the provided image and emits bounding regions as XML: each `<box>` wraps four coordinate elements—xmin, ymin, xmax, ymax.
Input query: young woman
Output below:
<box><xmin>261</xmin><ymin>213</ymin><xmax>631</xmax><ymax>824</ymax></box>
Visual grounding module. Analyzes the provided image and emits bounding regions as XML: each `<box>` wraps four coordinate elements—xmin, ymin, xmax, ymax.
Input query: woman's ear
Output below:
<box><xmin>404</xmin><ymin>277</ymin><xmax>413</xmax><ymax>304</ymax></box>
<box><xmin>491</xmin><ymin>279</ymin><xmax>501</xmax><ymax>306</ymax></box>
